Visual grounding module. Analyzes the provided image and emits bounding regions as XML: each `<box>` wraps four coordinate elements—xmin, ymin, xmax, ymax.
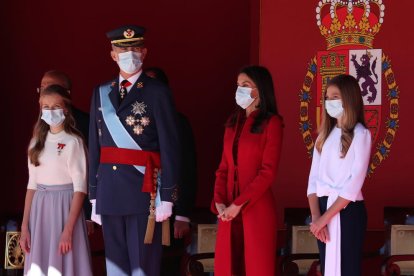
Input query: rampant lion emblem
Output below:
<box><xmin>350</xmin><ymin>52</ymin><xmax>379</xmax><ymax>103</ymax></box>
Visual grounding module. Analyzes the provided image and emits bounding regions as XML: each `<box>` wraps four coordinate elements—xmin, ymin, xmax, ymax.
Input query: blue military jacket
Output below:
<box><xmin>88</xmin><ymin>73</ymin><xmax>180</xmax><ymax>215</ymax></box>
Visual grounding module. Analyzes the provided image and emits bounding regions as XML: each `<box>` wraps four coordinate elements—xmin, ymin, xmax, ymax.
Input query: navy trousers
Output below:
<box><xmin>317</xmin><ymin>196</ymin><xmax>367</xmax><ymax>276</ymax></box>
<box><xmin>102</xmin><ymin>214</ymin><xmax>162</xmax><ymax>276</ymax></box>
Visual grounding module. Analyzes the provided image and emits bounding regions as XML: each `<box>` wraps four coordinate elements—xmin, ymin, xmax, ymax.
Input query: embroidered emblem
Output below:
<box><xmin>131</xmin><ymin>101</ymin><xmax>147</xmax><ymax>115</ymax></box>
<box><xmin>124</xmin><ymin>29</ymin><xmax>135</xmax><ymax>39</ymax></box>
<box><xmin>125</xmin><ymin>115</ymin><xmax>136</xmax><ymax>126</ymax></box>
<box><xmin>140</xmin><ymin>117</ymin><xmax>150</xmax><ymax>126</ymax></box>
<box><xmin>136</xmin><ymin>82</ymin><xmax>144</xmax><ymax>88</ymax></box>
<box><xmin>133</xmin><ymin>125</ymin><xmax>144</xmax><ymax>135</ymax></box>
<box><xmin>57</xmin><ymin>143</ymin><xmax>66</xmax><ymax>155</ymax></box>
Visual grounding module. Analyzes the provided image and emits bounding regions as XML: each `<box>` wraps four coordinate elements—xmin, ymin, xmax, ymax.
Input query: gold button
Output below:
<box><xmin>112</xmin><ymin>166</ymin><xmax>117</xmax><ymax>170</ymax></box>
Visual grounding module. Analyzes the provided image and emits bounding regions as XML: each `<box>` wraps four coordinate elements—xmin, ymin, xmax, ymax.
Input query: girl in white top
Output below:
<box><xmin>20</xmin><ymin>84</ymin><xmax>92</xmax><ymax>276</ymax></box>
<box><xmin>307</xmin><ymin>74</ymin><xmax>371</xmax><ymax>276</ymax></box>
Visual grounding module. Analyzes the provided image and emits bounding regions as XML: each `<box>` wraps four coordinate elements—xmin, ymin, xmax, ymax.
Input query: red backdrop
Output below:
<box><xmin>0</xmin><ymin>0</ymin><xmax>253</xmax><ymax>215</ymax></box>
<box><xmin>1</xmin><ymin>0</ymin><xmax>413</xmax><ymax>232</ymax></box>
<box><xmin>260</xmin><ymin>0</ymin><xmax>414</xmax><ymax>229</ymax></box>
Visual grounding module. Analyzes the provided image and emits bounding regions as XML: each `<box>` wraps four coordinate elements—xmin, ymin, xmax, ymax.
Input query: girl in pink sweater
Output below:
<box><xmin>20</xmin><ymin>84</ymin><xmax>92</xmax><ymax>276</ymax></box>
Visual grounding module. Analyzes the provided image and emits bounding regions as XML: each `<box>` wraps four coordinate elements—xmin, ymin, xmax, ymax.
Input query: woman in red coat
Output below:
<box><xmin>212</xmin><ymin>65</ymin><xmax>283</xmax><ymax>276</ymax></box>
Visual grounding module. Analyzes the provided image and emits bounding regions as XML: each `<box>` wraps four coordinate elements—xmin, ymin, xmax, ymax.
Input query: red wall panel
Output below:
<box><xmin>0</xmin><ymin>0</ymin><xmax>251</xmax><ymax>215</ymax></box>
<box><xmin>2</xmin><ymin>0</ymin><xmax>411</xmax><ymax>232</ymax></box>
<box><xmin>259</xmin><ymin>0</ymin><xmax>414</xmax><ymax>228</ymax></box>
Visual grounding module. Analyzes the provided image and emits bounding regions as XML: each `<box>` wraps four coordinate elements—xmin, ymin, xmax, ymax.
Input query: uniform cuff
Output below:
<box><xmin>175</xmin><ymin>215</ymin><xmax>190</xmax><ymax>223</ymax></box>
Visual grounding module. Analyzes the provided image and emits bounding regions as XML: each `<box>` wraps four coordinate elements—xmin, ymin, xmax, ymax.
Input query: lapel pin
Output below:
<box><xmin>57</xmin><ymin>143</ymin><xmax>66</xmax><ymax>155</ymax></box>
<box><xmin>136</xmin><ymin>82</ymin><xmax>144</xmax><ymax>88</ymax></box>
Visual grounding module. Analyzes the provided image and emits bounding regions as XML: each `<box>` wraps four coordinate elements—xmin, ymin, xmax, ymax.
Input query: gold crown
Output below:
<box><xmin>316</xmin><ymin>0</ymin><xmax>385</xmax><ymax>49</ymax></box>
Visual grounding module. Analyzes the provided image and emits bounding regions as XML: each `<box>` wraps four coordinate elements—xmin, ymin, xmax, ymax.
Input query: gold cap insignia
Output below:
<box><xmin>124</xmin><ymin>29</ymin><xmax>135</xmax><ymax>39</ymax></box>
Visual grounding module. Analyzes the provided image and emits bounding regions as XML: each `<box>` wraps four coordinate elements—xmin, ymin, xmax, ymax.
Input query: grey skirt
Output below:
<box><xmin>24</xmin><ymin>184</ymin><xmax>93</xmax><ymax>276</ymax></box>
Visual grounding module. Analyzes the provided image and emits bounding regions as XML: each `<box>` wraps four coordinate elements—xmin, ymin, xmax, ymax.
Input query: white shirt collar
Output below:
<box><xmin>119</xmin><ymin>70</ymin><xmax>142</xmax><ymax>93</ymax></box>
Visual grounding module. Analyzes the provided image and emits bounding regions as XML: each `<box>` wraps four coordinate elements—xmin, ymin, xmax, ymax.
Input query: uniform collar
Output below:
<box><xmin>119</xmin><ymin>70</ymin><xmax>142</xmax><ymax>89</ymax></box>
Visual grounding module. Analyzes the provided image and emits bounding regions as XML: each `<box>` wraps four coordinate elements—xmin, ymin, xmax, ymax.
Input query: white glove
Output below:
<box><xmin>90</xmin><ymin>199</ymin><xmax>102</xmax><ymax>225</ymax></box>
<box><xmin>155</xmin><ymin>201</ymin><xmax>173</xmax><ymax>222</ymax></box>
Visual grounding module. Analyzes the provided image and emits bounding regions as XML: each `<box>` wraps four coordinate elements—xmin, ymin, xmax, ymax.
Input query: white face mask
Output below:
<box><xmin>235</xmin><ymin>86</ymin><xmax>255</xmax><ymax>109</ymax></box>
<box><xmin>117</xmin><ymin>51</ymin><xmax>143</xmax><ymax>74</ymax></box>
<box><xmin>41</xmin><ymin>109</ymin><xmax>66</xmax><ymax>127</ymax></box>
<box><xmin>325</xmin><ymin>99</ymin><xmax>344</xmax><ymax>118</ymax></box>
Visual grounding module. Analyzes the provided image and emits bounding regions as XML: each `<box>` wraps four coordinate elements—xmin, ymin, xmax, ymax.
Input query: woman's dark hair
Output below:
<box><xmin>226</xmin><ymin>65</ymin><xmax>280</xmax><ymax>133</ymax></box>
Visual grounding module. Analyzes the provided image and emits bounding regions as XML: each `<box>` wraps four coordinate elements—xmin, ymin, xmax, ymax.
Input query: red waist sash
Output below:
<box><xmin>100</xmin><ymin>147</ymin><xmax>161</xmax><ymax>193</ymax></box>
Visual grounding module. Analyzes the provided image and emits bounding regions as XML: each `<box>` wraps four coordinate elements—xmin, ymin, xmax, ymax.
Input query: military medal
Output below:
<box><xmin>126</xmin><ymin>115</ymin><xmax>136</xmax><ymax>126</ymax></box>
<box><xmin>120</xmin><ymin>87</ymin><xmax>126</xmax><ymax>99</ymax></box>
<box><xmin>57</xmin><ymin>143</ymin><xmax>66</xmax><ymax>155</ymax></box>
<box><xmin>133</xmin><ymin>125</ymin><xmax>144</xmax><ymax>135</ymax></box>
<box><xmin>124</xmin><ymin>101</ymin><xmax>149</xmax><ymax>136</ymax></box>
<box><xmin>140</xmin><ymin>117</ymin><xmax>150</xmax><ymax>126</ymax></box>
<box><xmin>131</xmin><ymin>101</ymin><xmax>147</xmax><ymax>115</ymax></box>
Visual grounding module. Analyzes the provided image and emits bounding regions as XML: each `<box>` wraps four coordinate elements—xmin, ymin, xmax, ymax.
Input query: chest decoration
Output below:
<box><xmin>125</xmin><ymin>101</ymin><xmax>150</xmax><ymax>136</ymax></box>
<box><xmin>57</xmin><ymin>143</ymin><xmax>66</xmax><ymax>155</ymax></box>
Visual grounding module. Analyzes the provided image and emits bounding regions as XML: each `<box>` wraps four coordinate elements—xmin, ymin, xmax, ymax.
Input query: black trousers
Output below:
<box><xmin>317</xmin><ymin>196</ymin><xmax>367</xmax><ymax>276</ymax></box>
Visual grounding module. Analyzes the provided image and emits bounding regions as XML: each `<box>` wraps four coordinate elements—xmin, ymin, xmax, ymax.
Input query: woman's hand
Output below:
<box><xmin>310</xmin><ymin>215</ymin><xmax>330</xmax><ymax>242</ymax></box>
<box><xmin>215</xmin><ymin>203</ymin><xmax>227</xmax><ymax>220</ymax></box>
<box><xmin>316</xmin><ymin>226</ymin><xmax>330</xmax><ymax>243</ymax></box>
<box><xmin>58</xmin><ymin>228</ymin><xmax>73</xmax><ymax>255</ymax></box>
<box><xmin>19</xmin><ymin>228</ymin><xmax>31</xmax><ymax>254</ymax></box>
<box><xmin>221</xmin><ymin>203</ymin><xmax>242</xmax><ymax>222</ymax></box>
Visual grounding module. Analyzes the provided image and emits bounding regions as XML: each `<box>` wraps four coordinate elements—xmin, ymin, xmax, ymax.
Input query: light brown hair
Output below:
<box><xmin>316</xmin><ymin>74</ymin><xmax>366</xmax><ymax>157</ymax></box>
<box><xmin>28</xmin><ymin>85</ymin><xmax>83</xmax><ymax>166</ymax></box>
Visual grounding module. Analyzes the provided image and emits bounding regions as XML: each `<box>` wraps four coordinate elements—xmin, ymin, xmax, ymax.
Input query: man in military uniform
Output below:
<box><xmin>88</xmin><ymin>25</ymin><xmax>180</xmax><ymax>276</ymax></box>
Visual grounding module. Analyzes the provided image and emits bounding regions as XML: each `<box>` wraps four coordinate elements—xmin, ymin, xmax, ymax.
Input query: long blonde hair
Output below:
<box><xmin>28</xmin><ymin>84</ymin><xmax>83</xmax><ymax>166</ymax></box>
<box><xmin>316</xmin><ymin>74</ymin><xmax>366</xmax><ymax>157</ymax></box>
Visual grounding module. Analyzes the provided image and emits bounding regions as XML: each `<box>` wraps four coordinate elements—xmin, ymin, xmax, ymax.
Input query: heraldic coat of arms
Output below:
<box><xmin>299</xmin><ymin>0</ymin><xmax>400</xmax><ymax>175</ymax></box>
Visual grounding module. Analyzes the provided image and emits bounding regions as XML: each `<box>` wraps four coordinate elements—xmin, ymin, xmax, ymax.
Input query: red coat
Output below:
<box><xmin>212</xmin><ymin>112</ymin><xmax>283</xmax><ymax>276</ymax></box>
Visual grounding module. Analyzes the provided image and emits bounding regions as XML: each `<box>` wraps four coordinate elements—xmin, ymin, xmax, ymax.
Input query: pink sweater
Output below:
<box><xmin>27</xmin><ymin>130</ymin><xmax>87</xmax><ymax>193</ymax></box>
